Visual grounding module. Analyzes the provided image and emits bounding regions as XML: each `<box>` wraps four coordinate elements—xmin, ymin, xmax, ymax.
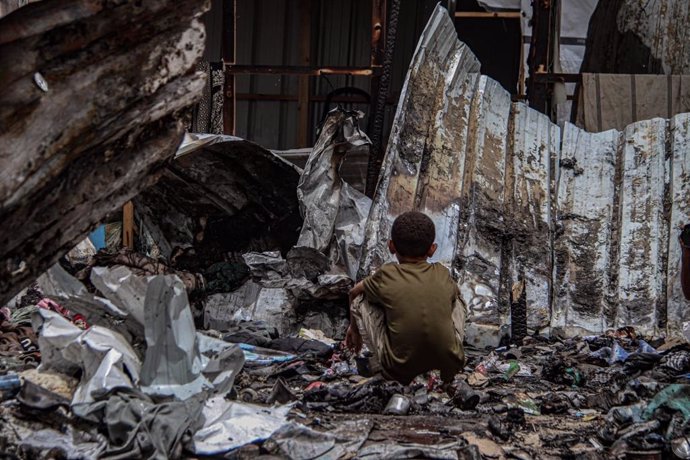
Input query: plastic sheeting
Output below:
<box><xmin>33</xmin><ymin>309</ymin><xmax>141</xmax><ymax>406</ymax></box>
<box><xmin>192</xmin><ymin>396</ymin><xmax>292</xmax><ymax>455</ymax></box>
<box><xmin>295</xmin><ymin>109</ymin><xmax>372</xmax><ymax>280</ymax></box>
<box><xmin>576</xmin><ymin>73</ymin><xmax>690</xmax><ymax>132</ymax></box>
<box><xmin>140</xmin><ymin>275</ymin><xmax>207</xmax><ymax>398</ymax></box>
<box><xmin>34</xmin><ymin>270</ymin><xmax>245</xmax><ymax>403</ymax></box>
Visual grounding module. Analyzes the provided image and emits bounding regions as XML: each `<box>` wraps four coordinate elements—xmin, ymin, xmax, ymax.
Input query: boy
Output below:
<box><xmin>345</xmin><ymin>211</ymin><xmax>466</xmax><ymax>385</ymax></box>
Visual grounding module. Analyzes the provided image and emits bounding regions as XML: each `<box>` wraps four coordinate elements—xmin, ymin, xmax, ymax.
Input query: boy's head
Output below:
<box><xmin>389</xmin><ymin>211</ymin><xmax>437</xmax><ymax>260</ymax></box>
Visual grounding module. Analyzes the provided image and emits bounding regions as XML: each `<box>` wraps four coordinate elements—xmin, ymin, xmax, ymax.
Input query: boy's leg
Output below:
<box><xmin>350</xmin><ymin>295</ymin><xmax>387</xmax><ymax>372</ymax></box>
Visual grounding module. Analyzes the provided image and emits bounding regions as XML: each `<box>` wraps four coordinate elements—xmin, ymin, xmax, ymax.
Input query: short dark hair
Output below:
<box><xmin>391</xmin><ymin>211</ymin><xmax>435</xmax><ymax>257</ymax></box>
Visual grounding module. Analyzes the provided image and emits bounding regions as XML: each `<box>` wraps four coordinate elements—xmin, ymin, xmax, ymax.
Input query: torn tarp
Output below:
<box><xmin>33</xmin><ymin>270</ymin><xmax>245</xmax><ymax>403</ymax></box>
<box><xmin>192</xmin><ymin>396</ymin><xmax>292</xmax><ymax>455</ymax></box>
<box><xmin>33</xmin><ymin>309</ymin><xmax>141</xmax><ymax>406</ymax></box>
<box><xmin>140</xmin><ymin>275</ymin><xmax>207</xmax><ymax>398</ymax></box>
<box><xmin>138</xmin><ymin>275</ymin><xmax>245</xmax><ymax>399</ymax></box>
<box><xmin>89</xmin><ymin>265</ymin><xmax>147</xmax><ymax>326</ymax></box>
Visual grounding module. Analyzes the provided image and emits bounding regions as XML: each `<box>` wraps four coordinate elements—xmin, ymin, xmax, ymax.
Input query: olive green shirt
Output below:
<box><xmin>362</xmin><ymin>261</ymin><xmax>465</xmax><ymax>384</ymax></box>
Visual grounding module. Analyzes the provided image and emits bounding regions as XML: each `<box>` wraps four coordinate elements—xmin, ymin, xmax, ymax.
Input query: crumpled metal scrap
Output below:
<box><xmin>295</xmin><ymin>108</ymin><xmax>372</xmax><ymax>280</ymax></box>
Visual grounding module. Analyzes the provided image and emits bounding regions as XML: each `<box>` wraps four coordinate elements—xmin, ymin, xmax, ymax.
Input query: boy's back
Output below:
<box><xmin>362</xmin><ymin>261</ymin><xmax>464</xmax><ymax>384</ymax></box>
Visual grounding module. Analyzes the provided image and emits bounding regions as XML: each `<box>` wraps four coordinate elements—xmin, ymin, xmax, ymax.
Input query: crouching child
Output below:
<box><xmin>345</xmin><ymin>211</ymin><xmax>466</xmax><ymax>385</ymax></box>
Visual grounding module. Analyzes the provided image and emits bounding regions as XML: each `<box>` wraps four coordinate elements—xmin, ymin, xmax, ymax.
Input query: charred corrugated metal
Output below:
<box><xmin>360</xmin><ymin>5</ymin><xmax>690</xmax><ymax>344</ymax></box>
<box><xmin>552</xmin><ymin>125</ymin><xmax>619</xmax><ymax>335</ymax></box>
<box><xmin>667</xmin><ymin>115</ymin><xmax>690</xmax><ymax>337</ymax></box>
<box><xmin>581</xmin><ymin>0</ymin><xmax>690</xmax><ymax>75</ymax></box>
<box><xmin>134</xmin><ymin>134</ymin><xmax>303</xmax><ymax>272</ymax></box>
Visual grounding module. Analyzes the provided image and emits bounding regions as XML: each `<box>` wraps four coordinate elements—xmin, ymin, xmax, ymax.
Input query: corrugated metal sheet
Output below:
<box><xmin>360</xmin><ymin>4</ymin><xmax>690</xmax><ymax>345</ymax></box>
<box><xmin>552</xmin><ymin>125</ymin><xmax>619</xmax><ymax>336</ymax></box>
<box><xmin>617</xmin><ymin>0</ymin><xmax>690</xmax><ymax>74</ymax></box>
<box><xmin>667</xmin><ymin>114</ymin><xmax>690</xmax><ymax>337</ymax></box>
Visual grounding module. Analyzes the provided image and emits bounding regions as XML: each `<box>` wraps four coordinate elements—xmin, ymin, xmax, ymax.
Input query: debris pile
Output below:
<box><xmin>6</xmin><ymin>265</ymin><xmax>690</xmax><ymax>460</ymax></box>
<box><xmin>1</xmin><ymin>75</ymin><xmax>689</xmax><ymax>460</ymax></box>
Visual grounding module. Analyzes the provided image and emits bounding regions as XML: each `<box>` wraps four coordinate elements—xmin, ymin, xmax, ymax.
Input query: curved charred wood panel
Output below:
<box><xmin>0</xmin><ymin>0</ymin><xmax>209</xmax><ymax>305</ymax></box>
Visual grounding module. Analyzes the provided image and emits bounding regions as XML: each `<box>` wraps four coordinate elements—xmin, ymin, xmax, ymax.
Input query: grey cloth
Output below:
<box><xmin>76</xmin><ymin>389</ymin><xmax>204</xmax><ymax>460</ymax></box>
<box><xmin>357</xmin><ymin>441</ymin><xmax>464</xmax><ymax>460</ymax></box>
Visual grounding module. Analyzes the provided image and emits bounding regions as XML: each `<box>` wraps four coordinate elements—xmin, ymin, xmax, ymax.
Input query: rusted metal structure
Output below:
<box><xmin>581</xmin><ymin>0</ymin><xmax>690</xmax><ymax>75</ymax></box>
<box><xmin>222</xmin><ymin>0</ymin><xmax>388</xmax><ymax>148</ymax></box>
<box><xmin>360</xmin><ymin>5</ymin><xmax>690</xmax><ymax>346</ymax></box>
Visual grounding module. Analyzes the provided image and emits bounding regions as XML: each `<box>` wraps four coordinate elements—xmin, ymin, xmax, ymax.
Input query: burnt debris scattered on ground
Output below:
<box><xmin>1</xmin><ymin>109</ymin><xmax>690</xmax><ymax>459</ymax></box>
<box><xmin>5</xmin><ymin>263</ymin><xmax>690</xmax><ymax>459</ymax></box>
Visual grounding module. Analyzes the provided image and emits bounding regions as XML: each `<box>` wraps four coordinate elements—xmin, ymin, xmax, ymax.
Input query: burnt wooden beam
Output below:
<box><xmin>0</xmin><ymin>0</ymin><xmax>209</xmax><ymax>305</ymax></box>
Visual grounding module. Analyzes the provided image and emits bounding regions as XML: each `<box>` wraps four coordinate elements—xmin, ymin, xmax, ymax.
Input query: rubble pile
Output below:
<box><xmin>5</xmin><ymin>267</ymin><xmax>690</xmax><ymax>460</ymax></box>
<box><xmin>1</xmin><ymin>108</ymin><xmax>689</xmax><ymax>459</ymax></box>
<box><xmin>228</xmin><ymin>325</ymin><xmax>690</xmax><ymax>459</ymax></box>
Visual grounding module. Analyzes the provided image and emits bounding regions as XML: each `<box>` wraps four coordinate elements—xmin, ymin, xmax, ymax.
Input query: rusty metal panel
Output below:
<box><xmin>617</xmin><ymin>0</ymin><xmax>690</xmax><ymax>74</ymax></box>
<box><xmin>456</xmin><ymin>76</ymin><xmax>512</xmax><ymax>348</ymax></box>
<box><xmin>615</xmin><ymin>119</ymin><xmax>669</xmax><ymax>336</ymax></box>
<box><xmin>360</xmin><ymin>4</ymin><xmax>690</xmax><ymax>342</ymax></box>
<box><xmin>416</xmin><ymin>67</ymin><xmax>479</xmax><ymax>268</ymax></box>
<box><xmin>507</xmin><ymin>103</ymin><xmax>560</xmax><ymax>333</ymax></box>
<box><xmin>359</xmin><ymin>9</ymin><xmax>480</xmax><ymax>277</ymax></box>
<box><xmin>551</xmin><ymin>125</ymin><xmax>620</xmax><ymax>336</ymax></box>
<box><xmin>667</xmin><ymin>113</ymin><xmax>690</xmax><ymax>339</ymax></box>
